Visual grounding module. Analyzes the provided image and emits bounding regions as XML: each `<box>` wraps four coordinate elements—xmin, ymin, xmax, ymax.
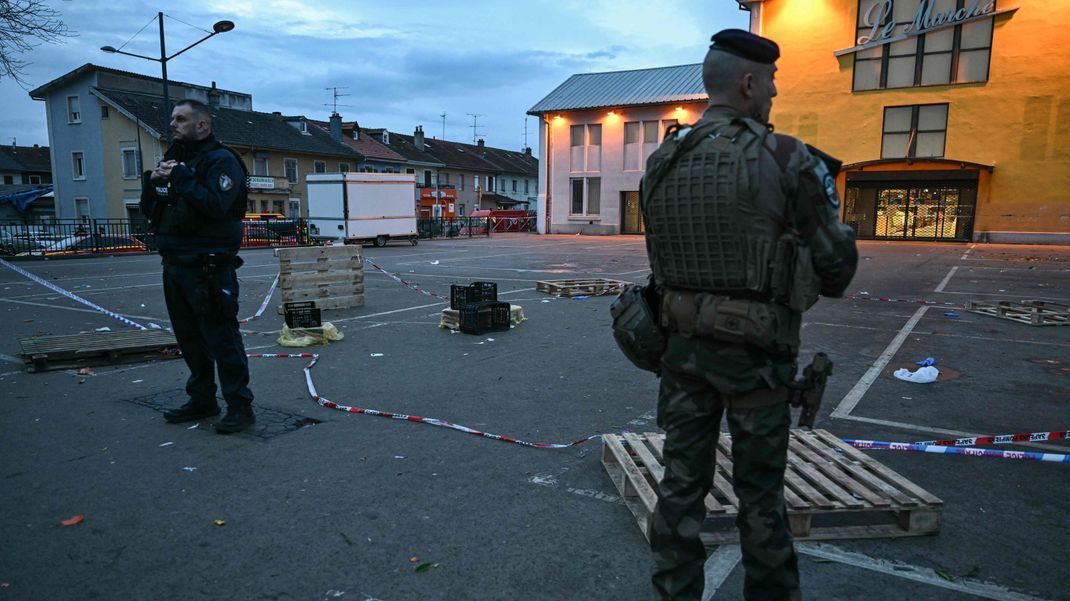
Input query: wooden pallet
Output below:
<box><xmin>602</xmin><ymin>429</ymin><xmax>942</xmax><ymax>545</ymax></box>
<box><xmin>965</xmin><ymin>299</ymin><xmax>1069</xmax><ymax>326</ymax></box>
<box><xmin>277</xmin><ymin>246</ymin><xmax>365</xmax><ymax>313</ymax></box>
<box><xmin>439</xmin><ymin>304</ymin><xmax>526</xmax><ymax>330</ymax></box>
<box><xmin>19</xmin><ymin>329</ymin><xmax>179</xmax><ymax>372</ymax></box>
<box><xmin>535</xmin><ymin>278</ymin><xmax>627</xmax><ymax>297</ymax></box>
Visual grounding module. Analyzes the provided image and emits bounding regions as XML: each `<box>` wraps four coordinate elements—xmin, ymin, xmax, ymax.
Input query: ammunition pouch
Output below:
<box><xmin>610</xmin><ymin>278</ymin><xmax>667</xmax><ymax>374</ymax></box>
<box><xmin>660</xmin><ymin>288</ymin><xmax>800</xmax><ymax>356</ymax></box>
<box><xmin>768</xmin><ymin>232</ymin><xmax>821</xmax><ymax>313</ymax></box>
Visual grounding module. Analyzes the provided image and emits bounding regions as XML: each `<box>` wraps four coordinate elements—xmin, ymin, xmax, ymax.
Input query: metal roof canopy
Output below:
<box><xmin>527</xmin><ymin>64</ymin><xmax>706</xmax><ymax>116</ymax></box>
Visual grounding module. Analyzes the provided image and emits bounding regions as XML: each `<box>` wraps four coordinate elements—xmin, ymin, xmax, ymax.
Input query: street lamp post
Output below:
<box><xmin>101</xmin><ymin>13</ymin><xmax>234</xmax><ymax>143</ymax></box>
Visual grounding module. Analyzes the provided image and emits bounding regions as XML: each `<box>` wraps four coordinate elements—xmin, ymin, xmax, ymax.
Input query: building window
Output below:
<box><xmin>3</xmin><ymin>176</ymin><xmax>11</xmax><ymax>185</ymax></box>
<box><xmin>570</xmin><ymin>177</ymin><xmax>601</xmax><ymax>216</ymax></box>
<box><xmin>570</xmin><ymin>124</ymin><xmax>602</xmax><ymax>172</ymax></box>
<box><xmin>339</xmin><ymin>162</ymin><xmax>350</xmax><ymax>173</ymax></box>
<box><xmin>488</xmin><ymin>176</ymin><xmax>495</xmax><ymax>191</ymax></box>
<box><xmin>284</xmin><ymin>158</ymin><xmax>298</xmax><ymax>184</ymax></box>
<box><xmin>100</xmin><ymin>105</ymin><xmax>109</xmax><ymax>120</ymax></box>
<box><xmin>314</xmin><ymin>160</ymin><xmax>327</xmax><ymax>173</ymax></box>
<box><xmin>442</xmin><ymin>172</ymin><xmax>450</xmax><ymax>186</ymax></box>
<box><xmin>524</xmin><ymin>179</ymin><xmax>529</xmax><ymax>194</ymax></box>
<box><xmin>624</xmin><ymin>120</ymin><xmax>668</xmax><ymax>171</ymax></box>
<box><xmin>254</xmin><ymin>156</ymin><xmax>269</xmax><ymax>176</ymax></box>
<box><xmin>458</xmin><ymin>203</ymin><xmax>465</xmax><ymax>217</ymax></box>
<box><xmin>67</xmin><ymin>96</ymin><xmax>81</xmax><ymax>123</ymax></box>
<box><xmin>289</xmin><ymin>198</ymin><xmax>300</xmax><ymax>219</ymax></box>
<box><xmin>512</xmin><ymin>179</ymin><xmax>517</xmax><ymax>192</ymax></box>
<box><xmin>74</xmin><ymin>197</ymin><xmax>90</xmax><ymax>219</ymax></box>
<box><xmin>458</xmin><ymin>173</ymin><xmax>465</xmax><ymax>190</ymax></box>
<box><xmin>72</xmin><ymin>151</ymin><xmax>85</xmax><ymax>180</ymax></box>
<box><xmin>405</xmin><ymin>168</ymin><xmax>415</xmax><ymax>174</ymax></box>
<box><xmin>121</xmin><ymin>148</ymin><xmax>141</xmax><ymax>179</ymax></box>
<box><xmin>881</xmin><ymin>103</ymin><xmax>948</xmax><ymax>159</ymax></box>
<box><xmin>424</xmin><ymin>170</ymin><xmax>433</xmax><ymax>187</ymax></box>
<box><xmin>29</xmin><ymin>175</ymin><xmax>42</xmax><ymax>185</ymax></box>
<box><xmin>853</xmin><ymin>0</ymin><xmax>994</xmax><ymax>91</ymax></box>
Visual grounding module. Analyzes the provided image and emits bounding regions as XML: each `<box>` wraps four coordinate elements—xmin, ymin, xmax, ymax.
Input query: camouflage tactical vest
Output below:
<box><xmin>642</xmin><ymin>117</ymin><xmax>790</xmax><ymax>298</ymax></box>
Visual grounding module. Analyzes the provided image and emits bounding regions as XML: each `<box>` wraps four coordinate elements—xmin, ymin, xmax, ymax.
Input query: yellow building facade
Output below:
<box><xmin>744</xmin><ymin>0</ymin><xmax>1070</xmax><ymax>243</ymax></box>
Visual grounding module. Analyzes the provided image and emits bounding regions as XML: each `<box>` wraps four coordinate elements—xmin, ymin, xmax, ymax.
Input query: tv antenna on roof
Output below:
<box><xmin>440</xmin><ymin>112</ymin><xmax>447</xmax><ymax>140</ymax></box>
<box><xmin>467</xmin><ymin>113</ymin><xmax>485</xmax><ymax>144</ymax></box>
<box><xmin>325</xmin><ymin>87</ymin><xmax>352</xmax><ymax>114</ymax></box>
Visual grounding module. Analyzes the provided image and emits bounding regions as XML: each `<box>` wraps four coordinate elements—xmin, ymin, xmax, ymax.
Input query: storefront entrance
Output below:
<box><xmin>843</xmin><ymin>170</ymin><xmax>979</xmax><ymax>241</ymax></box>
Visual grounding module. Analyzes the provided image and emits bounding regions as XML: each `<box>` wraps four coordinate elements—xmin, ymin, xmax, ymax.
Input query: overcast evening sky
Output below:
<box><xmin>1</xmin><ymin>1</ymin><xmax>748</xmax><ymax>154</ymax></box>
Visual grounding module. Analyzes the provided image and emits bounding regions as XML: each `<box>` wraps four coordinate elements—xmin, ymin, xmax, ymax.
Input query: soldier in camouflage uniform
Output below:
<box><xmin>643</xmin><ymin>30</ymin><xmax>859</xmax><ymax>601</ymax></box>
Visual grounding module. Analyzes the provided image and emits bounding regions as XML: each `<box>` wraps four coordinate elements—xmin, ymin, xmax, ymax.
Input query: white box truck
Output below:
<box><xmin>306</xmin><ymin>173</ymin><xmax>419</xmax><ymax>247</ymax></box>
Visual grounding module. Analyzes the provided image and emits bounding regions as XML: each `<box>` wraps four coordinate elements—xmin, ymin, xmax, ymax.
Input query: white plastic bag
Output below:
<box><xmin>893</xmin><ymin>365</ymin><xmax>939</xmax><ymax>384</ymax></box>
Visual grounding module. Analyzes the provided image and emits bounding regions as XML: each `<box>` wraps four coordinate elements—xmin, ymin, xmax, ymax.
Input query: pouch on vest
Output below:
<box><xmin>610</xmin><ymin>277</ymin><xmax>667</xmax><ymax>374</ymax></box>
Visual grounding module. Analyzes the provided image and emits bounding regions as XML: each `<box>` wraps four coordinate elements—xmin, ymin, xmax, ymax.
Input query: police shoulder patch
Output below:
<box><xmin>811</xmin><ymin>160</ymin><xmax>839</xmax><ymax>208</ymax></box>
<box><xmin>219</xmin><ymin>173</ymin><xmax>233</xmax><ymax>191</ymax></box>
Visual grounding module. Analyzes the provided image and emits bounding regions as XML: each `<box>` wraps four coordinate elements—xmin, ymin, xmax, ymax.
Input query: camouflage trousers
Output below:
<box><xmin>649</xmin><ymin>368</ymin><xmax>800</xmax><ymax>601</ymax></box>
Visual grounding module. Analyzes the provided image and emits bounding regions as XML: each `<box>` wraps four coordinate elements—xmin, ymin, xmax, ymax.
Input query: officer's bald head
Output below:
<box><xmin>171</xmin><ymin>99</ymin><xmax>213</xmax><ymax>142</ymax></box>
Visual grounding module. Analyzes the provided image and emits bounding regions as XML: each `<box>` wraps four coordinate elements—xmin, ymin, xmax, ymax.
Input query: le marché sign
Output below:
<box><xmin>835</xmin><ymin>0</ymin><xmax>1019</xmax><ymax>57</ymax></box>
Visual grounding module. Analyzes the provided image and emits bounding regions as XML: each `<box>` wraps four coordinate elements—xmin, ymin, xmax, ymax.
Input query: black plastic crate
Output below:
<box><xmin>459</xmin><ymin>301</ymin><xmax>510</xmax><ymax>335</ymax></box>
<box><xmin>450</xmin><ymin>281</ymin><xmax>498</xmax><ymax>310</ymax></box>
<box><xmin>283</xmin><ymin>301</ymin><xmax>322</xmax><ymax>328</ymax></box>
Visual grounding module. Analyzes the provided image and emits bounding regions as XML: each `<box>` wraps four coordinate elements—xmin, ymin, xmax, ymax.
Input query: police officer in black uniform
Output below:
<box><xmin>141</xmin><ymin>98</ymin><xmax>255</xmax><ymax>434</ymax></box>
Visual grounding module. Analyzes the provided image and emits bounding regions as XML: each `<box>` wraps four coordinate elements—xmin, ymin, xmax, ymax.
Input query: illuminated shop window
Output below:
<box><xmin>881</xmin><ymin>103</ymin><xmax>948</xmax><ymax>159</ymax></box>
<box><xmin>853</xmin><ymin>0</ymin><xmax>994</xmax><ymax>91</ymax></box>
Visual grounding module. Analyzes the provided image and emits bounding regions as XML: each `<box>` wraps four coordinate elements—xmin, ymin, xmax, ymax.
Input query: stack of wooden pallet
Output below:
<box><xmin>19</xmin><ymin>329</ymin><xmax>179</xmax><ymax>372</ymax></box>
<box><xmin>277</xmin><ymin>245</ymin><xmax>364</xmax><ymax>314</ymax></box>
<box><xmin>535</xmin><ymin>278</ymin><xmax>628</xmax><ymax>297</ymax></box>
<box><xmin>966</xmin><ymin>299</ymin><xmax>1069</xmax><ymax>326</ymax></box>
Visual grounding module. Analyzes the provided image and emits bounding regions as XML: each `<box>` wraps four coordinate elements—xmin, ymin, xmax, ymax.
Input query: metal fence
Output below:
<box><xmin>417</xmin><ymin>217</ymin><xmax>493</xmax><ymax>240</ymax></box>
<box><xmin>0</xmin><ymin>218</ymin><xmax>307</xmax><ymax>256</ymax></box>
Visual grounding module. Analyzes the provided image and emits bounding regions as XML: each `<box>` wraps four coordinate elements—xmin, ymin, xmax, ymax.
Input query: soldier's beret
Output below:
<box><xmin>709</xmin><ymin>29</ymin><xmax>780</xmax><ymax>64</ymax></box>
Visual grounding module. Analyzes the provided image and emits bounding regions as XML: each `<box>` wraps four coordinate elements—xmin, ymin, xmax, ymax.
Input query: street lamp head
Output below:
<box><xmin>212</xmin><ymin>20</ymin><xmax>235</xmax><ymax>33</ymax></box>
<box><xmin>100</xmin><ymin>46</ymin><xmax>117</xmax><ymax>53</ymax></box>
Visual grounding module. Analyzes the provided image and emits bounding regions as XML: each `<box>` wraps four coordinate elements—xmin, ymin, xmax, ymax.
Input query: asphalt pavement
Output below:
<box><xmin>0</xmin><ymin>235</ymin><xmax>1067</xmax><ymax>601</ymax></box>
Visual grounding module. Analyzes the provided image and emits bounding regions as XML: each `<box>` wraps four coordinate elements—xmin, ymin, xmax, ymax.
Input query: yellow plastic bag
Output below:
<box><xmin>277</xmin><ymin>322</ymin><xmax>344</xmax><ymax>347</ymax></box>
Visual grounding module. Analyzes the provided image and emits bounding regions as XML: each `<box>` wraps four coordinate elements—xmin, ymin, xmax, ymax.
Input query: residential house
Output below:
<box><xmin>311</xmin><ymin>114</ymin><xmax>408</xmax><ymax>174</ymax></box>
<box><xmin>29</xmin><ymin>64</ymin><xmax>362</xmax><ymax>221</ymax></box>
<box><xmin>0</xmin><ymin>144</ymin><xmax>54</xmax><ymax>220</ymax></box>
<box><xmin>528</xmin><ymin>64</ymin><xmax>706</xmax><ymax>234</ymax></box>
<box><xmin>479</xmin><ymin>144</ymin><xmax>538</xmax><ymax>210</ymax></box>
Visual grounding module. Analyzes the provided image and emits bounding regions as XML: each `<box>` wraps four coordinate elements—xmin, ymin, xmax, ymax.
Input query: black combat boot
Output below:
<box><xmin>164</xmin><ymin>401</ymin><xmax>221</xmax><ymax>423</ymax></box>
<box><xmin>216</xmin><ymin>404</ymin><xmax>255</xmax><ymax>434</ymax></box>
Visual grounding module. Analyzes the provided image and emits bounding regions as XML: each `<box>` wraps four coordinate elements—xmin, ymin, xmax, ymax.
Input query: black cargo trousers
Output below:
<box><xmin>161</xmin><ymin>253</ymin><xmax>253</xmax><ymax>411</ymax></box>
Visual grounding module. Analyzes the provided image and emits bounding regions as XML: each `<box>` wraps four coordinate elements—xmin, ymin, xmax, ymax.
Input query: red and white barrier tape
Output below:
<box><xmin>0</xmin><ymin>257</ymin><xmax>148</xmax><ymax>330</ymax></box>
<box><xmin>247</xmin><ymin>352</ymin><xmax>599</xmax><ymax>449</ymax></box>
<box><xmin>365</xmin><ymin>259</ymin><xmax>451</xmax><ymax>301</ymax></box>
<box><xmin>914</xmin><ymin>429</ymin><xmax>1069</xmax><ymax>447</ymax></box>
<box><xmin>845</xmin><ymin>439</ymin><xmax>1070</xmax><ymax>463</ymax></box>
<box><xmin>239</xmin><ymin>273</ymin><xmax>279</xmax><ymax>323</ymax></box>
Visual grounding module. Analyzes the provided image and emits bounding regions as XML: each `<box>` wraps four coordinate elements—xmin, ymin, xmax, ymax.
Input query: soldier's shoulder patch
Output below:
<box><xmin>812</xmin><ymin>160</ymin><xmax>839</xmax><ymax>208</ymax></box>
<box><xmin>219</xmin><ymin>173</ymin><xmax>233</xmax><ymax>191</ymax></box>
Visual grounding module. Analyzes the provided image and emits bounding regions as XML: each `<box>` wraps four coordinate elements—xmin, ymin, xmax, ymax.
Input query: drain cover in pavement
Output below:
<box><xmin>121</xmin><ymin>389</ymin><xmax>321</xmax><ymax>441</ymax></box>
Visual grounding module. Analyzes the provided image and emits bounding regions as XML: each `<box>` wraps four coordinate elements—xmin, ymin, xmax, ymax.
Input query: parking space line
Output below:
<box><xmin>961</xmin><ymin>244</ymin><xmax>976</xmax><ymax>261</ymax></box>
<box><xmin>831</xmin><ymin>306</ymin><xmax>930</xmax><ymax>419</ymax></box>
<box><xmin>797</xmin><ymin>543</ymin><xmax>1051</xmax><ymax>601</ymax></box>
<box><xmin>934</xmin><ymin>266</ymin><xmax>959</xmax><ymax>293</ymax></box>
<box><xmin>702</xmin><ymin>546</ymin><xmax>742</xmax><ymax>601</ymax></box>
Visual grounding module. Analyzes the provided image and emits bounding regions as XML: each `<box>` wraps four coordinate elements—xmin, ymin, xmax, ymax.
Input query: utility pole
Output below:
<box><xmin>440</xmin><ymin>112</ymin><xmax>447</xmax><ymax>140</ymax></box>
<box><xmin>467</xmin><ymin>113</ymin><xmax>485</xmax><ymax>144</ymax></box>
<box><xmin>325</xmin><ymin>87</ymin><xmax>351</xmax><ymax>114</ymax></box>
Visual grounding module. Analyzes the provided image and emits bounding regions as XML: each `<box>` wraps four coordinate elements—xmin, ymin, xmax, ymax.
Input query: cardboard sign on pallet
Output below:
<box><xmin>277</xmin><ymin>245</ymin><xmax>365</xmax><ymax>313</ymax></box>
<box><xmin>602</xmin><ymin>429</ymin><xmax>942</xmax><ymax>545</ymax></box>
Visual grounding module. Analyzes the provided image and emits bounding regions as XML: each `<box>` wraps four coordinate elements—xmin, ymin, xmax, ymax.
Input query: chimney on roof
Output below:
<box><xmin>329</xmin><ymin>112</ymin><xmax>343</xmax><ymax>142</ymax></box>
<box><xmin>477</xmin><ymin>138</ymin><xmax>485</xmax><ymax>152</ymax></box>
<box><xmin>208</xmin><ymin>81</ymin><xmax>221</xmax><ymax>108</ymax></box>
<box><xmin>523</xmin><ymin>146</ymin><xmax>532</xmax><ymax>156</ymax></box>
<box><xmin>414</xmin><ymin>125</ymin><xmax>425</xmax><ymax>149</ymax></box>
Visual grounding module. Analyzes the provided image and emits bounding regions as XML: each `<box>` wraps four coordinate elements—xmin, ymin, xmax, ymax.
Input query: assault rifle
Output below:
<box><xmin>789</xmin><ymin>353</ymin><xmax>833</xmax><ymax>429</ymax></box>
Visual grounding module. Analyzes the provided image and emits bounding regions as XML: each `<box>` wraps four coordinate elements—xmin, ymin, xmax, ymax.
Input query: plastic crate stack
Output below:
<box><xmin>450</xmin><ymin>281</ymin><xmax>510</xmax><ymax>335</ymax></box>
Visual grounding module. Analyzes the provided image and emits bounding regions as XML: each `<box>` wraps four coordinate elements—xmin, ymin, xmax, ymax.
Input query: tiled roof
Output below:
<box><xmin>0</xmin><ymin>145</ymin><xmax>51</xmax><ymax>172</ymax></box>
<box><xmin>29</xmin><ymin>63</ymin><xmax>245</xmax><ymax>100</ymax></box>
<box><xmin>384</xmin><ymin>133</ymin><xmax>537</xmax><ymax>175</ymax></box>
<box><xmin>308</xmin><ymin>119</ymin><xmax>407</xmax><ymax>163</ymax></box>
<box><xmin>93</xmin><ymin>89</ymin><xmax>362</xmax><ymax>159</ymax></box>
<box><xmin>528</xmin><ymin>64</ymin><xmax>706</xmax><ymax>115</ymax></box>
